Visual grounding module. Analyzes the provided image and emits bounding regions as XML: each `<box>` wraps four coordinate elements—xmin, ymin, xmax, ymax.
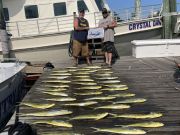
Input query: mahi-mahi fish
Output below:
<box><xmin>85</xmin><ymin>96</ymin><xmax>116</xmax><ymax>101</ymax></box>
<box><xmin>20</xmin><ymin>103</ymin><xmax>55</xmax><ymax>109</ymax></box>
<box><xmin>100</xmin><ymin>80</ymin><xmax>121</xmax><ymax>84</ymax></box>
<box><xmin>42</xmin><ymin>80</ymin><xmax>71</xmax><ymax>83</ymax></box>
<box><xmin>46</xmin><ymin>76</ymin><xmax>69</xmax><ymax>79</ymax></box>
<box><xmin>73</xmin><ymin>79</ymin><xmax>94</xmax><ymax>82</ymax></box>
<box><xmin>50</xmin><ymin>73</ymin><xmax>72</xmax><ymax>76</ymax></box>
<box><xmin>96</xmin><ymin>77</ymin><xmax>118</xmax><ymax>80</ymax></box>
<box><xmin>44</xmin><ymin>97</ymin><xmax>76</xmax><ymax>102</ymax></box>
<box><xmin>76</xmin><ymin>86</ymin><xmax>102</xmax><ymax>90</ymax></box>
<box><xmin>74</xmin><ymin>91</ymin><xmax>103</xmax><ymax>96</ymax></box>
<box><xmin>117</xmin><ymin>121</ymin><xmax>164</xmax><ymax>128</ymax></box>
<box><xmin>114</xmin><ymin>98</ymin><xmax>147</xmax><ymax>104</ymax></box>
<box><xmin>111</xmin><ymin>112</ymin><xmax>163</xmax><ymax>119</ymax></box>
<box><xmin>44</xmin><ymin>85</ymin><xmax>69</xmax><ymax>88</ymax></box>
<box><xmin>72</xmin><ymin>112</ymin><xmax>108</xmax><ymax>120</ymax></box>
<box><xmin>101</xmin><ymin>87</ymin><xmax>128</xmax><ymax>91</ymax></box>
<box><xmin>95</xmin><ymin>104</ymin><xmax>130</xmax><ymax>110</ymax></box>
<box><xmin>42</xmin><ymin>91</ymin><xmax>68</xmax><ymax>97</ymax></box>
<box><xmin>85</xmin><ymin>66</ymin><xmax>101</xmax><ymax>69</ymax></box>
<box><xmin>92</xmin><ymin>127</ymin><xmax>146</xmax><ymax>134</ymax></box>
<box><xmin>33</xmin><ymin>120</ymin><xmax>72</xmax><ymax>128</ymax></box>
<box><xmin>110</xmin><ymin>93</ymin><xmax>135</xmax><ymax>98</ymax></box>
<box><xmin>72</xmin><ymin>82</ymin><xmax>97</xmax><ymax>86</ymax></box>
<box><xmin>20</xmin><ymin>110</ymin><xmax>72</xmax><ymax>117</ymax></box>
<box><xmin>63</xmin><ymin>101</ymin><xmax>97</xmax><ymax>107</ymax></box>
<box><xmin>104</xmin><ymin>84</ymin><xmax>127</xmax><ymax>88</ymax></box>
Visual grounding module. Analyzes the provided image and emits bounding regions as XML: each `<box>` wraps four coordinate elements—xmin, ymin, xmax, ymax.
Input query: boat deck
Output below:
<box><xmin>2</xmin><ymin>56</ymin><xmax>180</xmax><ymax>135</ymax></box>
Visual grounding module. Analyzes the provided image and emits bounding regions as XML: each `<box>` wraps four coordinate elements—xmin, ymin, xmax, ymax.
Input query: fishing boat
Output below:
<box><xmin>0</xmin><ymin>0</ymin><xmax>163</xmax><ymax>62</ymax></box>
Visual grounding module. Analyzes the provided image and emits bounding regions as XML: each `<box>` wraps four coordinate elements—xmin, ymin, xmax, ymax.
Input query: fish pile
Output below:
<box><xmin>19</xmin><ymin>65</ymin><xmax>164</xmax><ymax>135</ymax></box>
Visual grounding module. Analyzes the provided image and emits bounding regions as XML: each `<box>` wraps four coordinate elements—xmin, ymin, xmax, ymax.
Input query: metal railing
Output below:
<box><xmin>5</xmin><ymin>4</ymin><xmax>172</xmax><ymax>38</ymax></box>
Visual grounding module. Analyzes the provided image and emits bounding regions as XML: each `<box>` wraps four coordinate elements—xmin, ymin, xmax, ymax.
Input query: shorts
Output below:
<box><xmin>73</xmin><ymin>40</ymin><xmax>89</xmax><ymax>57</ymax></box>
<box><xmin>102</xmin><ymin>41</ymin><xmax>115</xmax><ymax>53</ymax></box>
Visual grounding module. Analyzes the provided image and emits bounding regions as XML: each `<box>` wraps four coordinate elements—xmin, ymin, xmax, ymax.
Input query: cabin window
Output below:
<box><xmin>3</xmin><ymin>8</ymin><xmax>9</xmax><ymax>21</ymax></box>
<box><xmin>25</xmin><ymin>5</ymin><xmax>39</xmax><ymax>19</ymax></box>
<box><xmin>53</xmin><ymin>2</ymin><xmax>67</xmax><ymax>16</ymax></box>
<box><xmin>77</xmin><ymin>0</ymin><xmax>89</xmax><ymax>12</ymax></box>
<box><xmin>95</xmin><ymin>0</ymin><xmax>105</xmax><ymax>11</ymax></box>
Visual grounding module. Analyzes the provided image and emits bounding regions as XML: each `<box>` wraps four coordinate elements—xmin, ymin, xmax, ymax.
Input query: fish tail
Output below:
<box><xmin>91</xmin><ymin>127</ymin><xmax>99</xmax><ymax>132</ymax></box>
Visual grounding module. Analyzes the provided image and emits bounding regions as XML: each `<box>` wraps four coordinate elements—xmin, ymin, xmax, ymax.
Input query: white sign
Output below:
<box><xmin>88</xmin><ymin>28</ymin><xmax>104</xmax><ymax>39</ymax></box>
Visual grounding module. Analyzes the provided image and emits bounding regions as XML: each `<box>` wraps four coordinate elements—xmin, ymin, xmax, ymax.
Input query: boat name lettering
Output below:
<box><xmin>129</xmin><ymin>20</ymin><xmax>161</xmax><ymax>31</ymax></box>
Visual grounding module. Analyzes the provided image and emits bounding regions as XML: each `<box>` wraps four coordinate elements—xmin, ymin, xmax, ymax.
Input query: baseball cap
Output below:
<box><xmin>79</xmin><ymin>9</ymin><xmax>85</xmax><ymax>13</ymax></box>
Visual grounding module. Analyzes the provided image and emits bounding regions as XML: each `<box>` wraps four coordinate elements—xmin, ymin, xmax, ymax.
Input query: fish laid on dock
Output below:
<box><xmin>100</xmin><ymin>80</ymin><xmax>121</xmax><ymax>84</ymax></box>
<box><xmin>44</xmin><ymin>85</ymin><xmax>69</xmax><ymax>88</ymax></box>
<box><xmin>84</xmin><ymin>66</ymin><xmax>101</xmax><ymax>69</ymax></box>
<box><xmin>110</xmin><ymin>93</ymin><xmax>135</xmax><ymax>97</ymax></box>
<box><xmin>42</xmin><ymin>92</ymin><xmax>68</xmax><ymax>97</ymax></box>
<box><xmin>95</xmin><ymin>104</ymin><xmax>130</xmax><ymax>110</ymax></box>
<box><xmin>73</xmin><ymin>79</ymin><xmax>94</xmax><ymax>82</ymax></box>
<box><xmin>96</xmin><ymin>77</ymin><xmax>119</xmax><ymax>80</ymax></box>
<box><xmin>111</xmin><ymin>112</ymin><xmax>163</xmax><ymax>119</ymax></box>
<box><xmin>44</xmin><ymin>97</ymin><xmax>76</xmax><ymax>102</ymax></box>
<box><xmin>42</xmin><ymin>80</ymin><xmax>71</xmax><ymax>83</ymax></box>
<box><xmin>72</xmin><ymin>112</ymin><xmax>108</xmax><ymax>120</ymax></box>
<box><xmin>46</xmin><ymin>76</ymin><xmax>69</xmax><ymax>79</ymax></box>
<box><xmin>73</xmin><ymin>72</ymin><xmax>90</xmax><ymax>75</ymax></box>
<box><xmin>72</xmin><ymin>82</ymin><xmax>97</xmax><ymax>86</ymax></box>
<box><xmin>117</xmin><ymin>121</ymin><xmax>164</xmax><ymax>128</ymax></box>
<box><xmin>63</xmin><ymin>101</ymin><xmax>97</xmax><ymax>107</ymax></box>
<box><xmin>20</xmin><ymin>110</ymin><xmax>72</xmax><ymax>117</ymax></box>
<box><xmin>73</xmin><ymin>76</ymin><xmax>90</xmax><ymax>78</ymax></box>
<box><xmin>95</xmin><ymin>74</ymin><xmax>112</xmax><ymax>76</ymax></box>
<box><xmin>84</xmin><ymin>96</ymin><xmax>116</xmax><ymax>101</ymax></box>
<box><xmin>74</xmin><ymin>91</ymin><xmax>103</xmax><ymax>96</ymax></box>
<box><xmin>76</xmin><ymin>86</ymin><xmax>102</xmax><ymax>90</ymax></box>
<box><xmin>104</xmin><ymin>84</ymin><xmax>127</xmax><ymax>88</ymax></box>
<box><xmin>101</xmin><ymin>87</ymin><xmax>128</xmax><ymax>91</ymax></box>
<box><xmin>52</xmin><ymin>70</ymin><xmax>68</xmax><ymax>73</ymax></box>
<box><xmin>33</xmin><ymin>120</ymin><xmax>72</xmax><ymax>128</ymax></box>
<box><xmin>92</xmin><ymin>127</ymin><xmax>146</xmax><ymax>134</ymax></box>
<box><xmin>114</xmin><ymin>98</ymin><xmax>147</xmax><ymax>104</ymax></box>
<box><xmin>20</xmin><ymin>103</ymin><xmax>55</xmax><ymax>109</ymax></box>
<box><xmin>36</xmin><ymin>88</ymin><xmax>67</xmax><ymax>92</ymax></box>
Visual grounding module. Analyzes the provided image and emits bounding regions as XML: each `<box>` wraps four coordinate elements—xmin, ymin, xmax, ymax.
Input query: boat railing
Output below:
<box><xmin>113</xmin><ymin>4</ymin><xmax>162</xmax><ymax>23</ymax></box>
<box><xmin>5</xmin><ymin>4</ymin><xmax>166</xmax><ymax>38</ymax></box>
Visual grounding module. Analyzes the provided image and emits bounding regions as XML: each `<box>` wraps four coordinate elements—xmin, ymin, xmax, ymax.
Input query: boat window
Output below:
<box><xmin>24</xmin><ymin>5</ymin><xmax>39</xmax><ymax>19</ymax></box>
<box><xmin>3</xmin><ymin>8</ymin><xmax>9</xmax><ymax>21</ymax></box>
<box><xmin>77</xmin><ymin>0</ymin><xmax>89</xmax><ymax>12</ymax></box>
<box><xmin>95</xmin><ymin>0</ymin><xmax>105</xmax><ymax>11</ymax></box>
<box><xmin>53</xmin><ymin>2</ymin><xmax>67</xmax><ymax>16</ymax></box>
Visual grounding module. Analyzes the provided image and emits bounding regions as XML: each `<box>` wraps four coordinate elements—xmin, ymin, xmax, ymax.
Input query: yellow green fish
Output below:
<box><xmin>95</xmin><ymin>74</ymin><xmax>111</xmax><ymax>76</ymax></box>
<box><xmin>101</xmin><ymin>87</ymin><xmax>128</xmax><ymax>91</ymax></box>
<box><xmin>46</xmin><ymin>76</ymin><xmax>69</xmax><ymax>79</ymax></box>
<box><xmin>117</xmin><ymin>121</ymin><xmax>164</xmax><ymax>128</ymax></box>
<box><xmin>72</xmin><ymin>82</ymin><xmax>97</xmax><ymax>86</ymax></box>
<box><xmin>20</xmin><ymin>103</ymin><xmax>55</xmax><ymax>109</ymax></box>
<box><xmin>76</xmin><ymin>86</ymin><xmax>102</xmax><ymax>90</ymax></box>
<box><xmin>52</xmin><ymin>70</ymin><xmax>68</xmax><ymax>73</ymax></box>
<box><xmin>96</xmin><ymin>104</ymin><xmax>130</xmax><ymax>110</ymax></box>
<box><xmin>84</xmin><ymin>66</ymin><xmax>101</xmax><ymax>69</ymax></box>
<box><xmin>74</xmin><ymin>91</ymin><xmax>102</xmax><ymax>96</ymax></box>
<box><xmin>111</xmin><ymin>112</ymin><xmax>163</xmax><ymax>119</ymax></box>
<box><xmin>20</xmin><ymin>110</ymin><xmax>72</xmax><ymax>117</ymax></box>
<box><xmin>44</xmin><ymin>85</ymin><xmax>69</xmax><ymax>88</ymax></box>
<box><xmin>104</xmin><ymin>84</ymin><xmax>127</xmax><ymax>88</ymax></box>
<box><xmin>42</xmin><ymin>91</ymin><xmax>68</xmax><ymax>96</ymax></box>
<box><xmin>110</xmin><ymin>93</ymin><xmax>135</xmax><ymax>97</ymax></box>
<box><xmin>100</xmin><ymin>80</ymin><xmax>120</xmax><ymax>84</ymax></box>
<box><xmin>63</xmin><ymin>101</ymin><xmax>97</xmax><ymax>107</ymax></box>
<box><xmin>73</xmin><ymin>72</ymin><xmax>90</xmax><ymax>75</ymax></box>
<box><xmin>42</xmin><ymin>80</ymin><xmax>71</xmax><ymax>83</ymax></box>
<box><xmin>96</xmin><ymin>77</ymin><xmax>118</xmax><ymax>80</ymax></box>
<box><xmin>33</xmin><ymin>120</ymin><xmax>72</xmax><ymax>128</ymax></box>
<box><xmin>73</xmin><ymin>76</ymin><xmax>90</xmax><ymax>78</ymax></box>
<box><xmin>92</xmin><ymin>127</ymin><xmax>146</xmax><ymax>134</ymax></box>
<box><xmin>73</xmin><ymin>79</ymin><xmax>94</xmax><ymax>82</ymax></box>
<box><xmin>85</xmin><ymin>96</ymin><xmax>116</xmax><ymax>101</ymax></box>
<box><xmin>72</xmin><ymin>112</ymin><xmax>108</xmax><ymax>120</ymax></box>
<box><xmin>44</xmin><ymin>97</ymin><xmax>76</xmax><ymax>102</ymax></box>
<box><xmin>114</xmin><ymin>98</ymin><xmax>147</xmax><ymax>104</ymax></box>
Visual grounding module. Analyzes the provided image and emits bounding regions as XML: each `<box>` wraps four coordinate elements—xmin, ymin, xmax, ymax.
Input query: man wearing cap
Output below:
<box><xmin>73</xmin><ymin>9</ymin><xmax>91</xmax><ymax>66</ymax></box>
<box><xmin>99</xmin><ymin>8</ymin><xmax>117</xmax><ymax>68</ymax></box>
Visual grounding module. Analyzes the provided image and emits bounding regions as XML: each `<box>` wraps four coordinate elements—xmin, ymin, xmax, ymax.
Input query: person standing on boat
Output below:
<box><xmin>73</xmin><ymin>9</ymin><xmax>91</xmax><ymax>66</ymax></box>
<box><xmin>99</xmin><ymin>8</ymin><xmax>118</xmax><ymax>68</ymax></box>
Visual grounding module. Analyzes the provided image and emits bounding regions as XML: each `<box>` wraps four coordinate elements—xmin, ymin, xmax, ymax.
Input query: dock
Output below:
<box><xmin>3</xmin><ymin>56</ymin><xmax>180</xmax><ymax>135</ymax></box>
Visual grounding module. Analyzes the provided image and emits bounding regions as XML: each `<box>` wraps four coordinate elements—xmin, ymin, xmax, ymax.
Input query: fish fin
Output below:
<box><xmin>91</xmin><ymin>127</ymin><xmax>99</xmax><ymax>132</ymax></box>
